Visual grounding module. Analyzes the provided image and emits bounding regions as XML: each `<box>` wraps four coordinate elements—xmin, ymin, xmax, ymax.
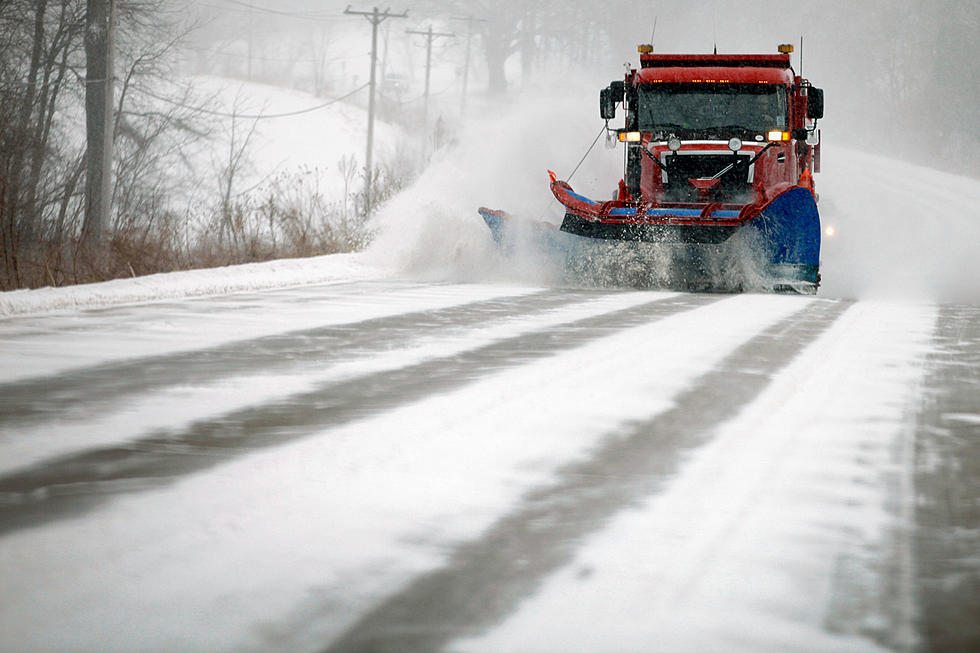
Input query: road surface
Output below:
<box><xmin>0</xmin><ymin>280</ymin><xmax>976</xmax><ymax>652</ymax></box>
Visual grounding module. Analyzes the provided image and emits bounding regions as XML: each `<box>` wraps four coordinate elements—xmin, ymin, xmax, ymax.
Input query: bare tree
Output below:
<box><xmin>0</xmin><ymin>0</ymin><xmax>212</xmax><ymax>288</ymax></box>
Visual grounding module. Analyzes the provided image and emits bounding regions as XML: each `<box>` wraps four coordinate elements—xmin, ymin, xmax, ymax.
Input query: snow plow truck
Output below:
<box><xmin>480</xmin><ymin>44</ymin><xmax>825</xmax><ymax>293</ymax></box>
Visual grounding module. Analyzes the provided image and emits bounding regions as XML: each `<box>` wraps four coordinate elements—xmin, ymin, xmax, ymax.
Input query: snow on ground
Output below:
<box><xmin>177</xmin><ymin>75</ymin><xmax>404</xmax><ymax>207</ymax></box>
<box><xmin>0</xmin><ymin>253</ymin><xmax>383</xmax><ymax>318</ymax></box>
<box><xmin>0</xmin><ymin>286</ymin><xmax>633</xmax><ymax>473</ymax></box>
<box><xmin>0</xmin><ymin>281</ymin><xmax>546</xmax><ymax>384</ymax></box>
<box><xmin>454</xmin><ymin>301</ymin><xmax>935</xmax><ymax>653</ymax></box>
<box><xmin>0</xmin><ymin>293</ymin><xmax>811</xmax><ymax>653</ymax></box>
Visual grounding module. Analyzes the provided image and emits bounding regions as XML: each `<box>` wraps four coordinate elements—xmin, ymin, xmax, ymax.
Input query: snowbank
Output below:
<box><xmin>0</xmin><ymin>254</ymin><xmax>386</xmax><ymax>318</ymax></box>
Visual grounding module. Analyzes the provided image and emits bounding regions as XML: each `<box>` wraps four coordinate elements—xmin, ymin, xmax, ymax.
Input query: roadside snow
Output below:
<box><xmin>0</xmin><ymin>253</ymin><xmax>383</xmax><ymax>318</ymax></box>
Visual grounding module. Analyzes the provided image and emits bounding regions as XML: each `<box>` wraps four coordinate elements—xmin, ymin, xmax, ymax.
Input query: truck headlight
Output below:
<box><xmin>668</xmin><ymin>137</ymin><xmax>682</xmax><ymax>152</ymax></box>
<box><xmin>728</xmin><ymin>137</ymin><xmax>742</xmax><ymax>152</ymax></box>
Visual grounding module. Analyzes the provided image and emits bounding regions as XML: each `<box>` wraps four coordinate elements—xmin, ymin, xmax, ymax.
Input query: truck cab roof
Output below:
<box><xmin>639</xmin><ymin>53</ymin><xmax>791</xmax><ymax>68</ymax></box>
<box><xmin>635</xmin><ymin>53</ymin><xmax>795</xmax><ymax>85</ymax></box>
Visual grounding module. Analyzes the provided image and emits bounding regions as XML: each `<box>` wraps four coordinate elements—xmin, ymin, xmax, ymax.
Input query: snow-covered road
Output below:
<box><xmin>1</xmin><ymin>278</ymin><xmax>974</xmax><ymax>652</ymax></box>
<box><xmin>2</xmin><ymin>77</ymin><xmax>979</xmax><ymax>651</ymax></box>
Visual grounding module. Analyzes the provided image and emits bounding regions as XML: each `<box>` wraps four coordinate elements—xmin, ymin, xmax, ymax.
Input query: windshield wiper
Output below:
<box><xmin>712</xmin><ymin>124</ymin><xmax>754</xmax><ymax>132</ymax></box>
<box><xmin>648</xmin><ymin>123</ymin><xmax>686</xmax><ymax>133</ymax></box>
<box><xmin>710</xmin><ymin>142</ymin><xmax>776</xmax><ymax>181</ymax></box>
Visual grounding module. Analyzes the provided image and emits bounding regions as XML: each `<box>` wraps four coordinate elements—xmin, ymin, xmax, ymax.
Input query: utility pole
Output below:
<box><xmin>83</xmin><ymin>0</ymin><xmax>115</xmax><ymax>243</ymax></box>
<box><xmin>451</xmin><ymin>16</ymin><xmax>485</xmax><ymax>116</ymax></box>
<box><xmin>246</xmin><ymin>3</ymin><xmax>253</xmax><ymax>80</ymax></box>
<box><xmin>405</xmin><ymin>25</ymin><xmax>454</xmax><ymax>130</ymax></box>
<box><xmin>345</xmin><ymin>5</ymin><xmax>407</xmax><ymax>217</ymax></box>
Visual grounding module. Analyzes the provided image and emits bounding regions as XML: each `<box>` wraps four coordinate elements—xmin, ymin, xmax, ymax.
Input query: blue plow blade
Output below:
<box><xmin>479</xmin><ymin>186</ymin><xmax>821</xmax><ymax>293</ymax></box>
<box><xmin>747</xmin><ymin>187</ymin><xmax>821</xmax><ymax>289</ymax></box>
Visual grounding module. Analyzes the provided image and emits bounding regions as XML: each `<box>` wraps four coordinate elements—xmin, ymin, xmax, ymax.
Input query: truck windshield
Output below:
<box><xmin>637</xmin><ymin>83</ymin><xmax>788</xmax><ymax>135</ymax></box>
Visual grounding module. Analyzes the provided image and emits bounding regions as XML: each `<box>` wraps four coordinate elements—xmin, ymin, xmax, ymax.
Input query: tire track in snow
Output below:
<box><xmin>913</xmin><ymin>304</ymin><xmax>980</xmax><ymax>652</ymax></box>
<box><xmin>319</xmin><ymin>299</ymin><xmax>850</xmax><ymax>653</ymax></box>
<box><xmin>0</xmin><ymin>293</ymin><xmax>717</xmax><ymax>537</ymax></box>
<box><xmin>0</xmin><ymin>288</ymin><xmax>589</xmax><ymax>429</ymax></box>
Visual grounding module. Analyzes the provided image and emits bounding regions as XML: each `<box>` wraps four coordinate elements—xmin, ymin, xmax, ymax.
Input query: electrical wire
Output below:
<box><xmin>180</xmin><ymin>45</ymin><xmax>371</xmax><ymax>64</ymax></box>
<box><xmin>194</xmin><ymin>0</ymin><xmax>356</xmax><ymax>22</ymax></box>
<box><xmin>135</xmin><ymin>82</ymin><xmax>369</xmax><ymax>119</ymax></box>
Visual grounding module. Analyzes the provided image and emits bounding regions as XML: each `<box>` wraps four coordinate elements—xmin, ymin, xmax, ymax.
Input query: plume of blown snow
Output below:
<box><xmin>366</xmin><ymin>81</ymin><xmax>980</xmax><ymax>303</ymax></box>
<box><xmin>364</xmin><ymin>77</ymin><xmax>621</xmax><ymax>285</ymax></box>
<box><xmin>817</xmin><ymin>144</ymin><xmax>980</xmax><ymax>303</ymax></box>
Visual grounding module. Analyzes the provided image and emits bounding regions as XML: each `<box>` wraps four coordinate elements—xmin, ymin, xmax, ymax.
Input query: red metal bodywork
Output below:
<box><xmin>568</xmin><ymin>50</ymin><xmax>821</xmax><ymax>233</ymax></box>
<box><xmin>481</xmin><ymin>48</ymin><xmax>824</xmax><ymax>292</ymax></box>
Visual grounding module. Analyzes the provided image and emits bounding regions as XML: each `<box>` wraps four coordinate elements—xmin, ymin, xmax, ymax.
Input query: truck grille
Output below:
<box><xmin>662</xmin><ymin>153</ymin><xmax>753</xmax><ymax>203</ymax></box>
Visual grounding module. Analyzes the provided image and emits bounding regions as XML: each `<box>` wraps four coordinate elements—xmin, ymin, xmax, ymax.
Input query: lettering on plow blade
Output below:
<box><xmin>321</xmin><ymin>299</ymin><xmax>850</xmax><ymax>653</ymax></box>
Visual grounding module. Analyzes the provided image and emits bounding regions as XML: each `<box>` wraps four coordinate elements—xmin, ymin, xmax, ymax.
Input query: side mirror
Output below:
<box><xmin>600</xmin><ymin>87</ymin><xmax>616</xmax><ymax>120</ymax></box>
<box><xmin>808</xmin><ymin>87</ymin><xmax>824</xmax><ymax>120</ymax></box>
<box><xmin>600</xmin><ymin>81</ymin><xmax>625</xmax><ymax>120</ymax></box>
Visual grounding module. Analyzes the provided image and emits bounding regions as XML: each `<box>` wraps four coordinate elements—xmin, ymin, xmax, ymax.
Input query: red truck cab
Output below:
<box><xmin>602</xmin><ymin>46</ymin><xmax>824</xmax><ymax>212</ymax></box>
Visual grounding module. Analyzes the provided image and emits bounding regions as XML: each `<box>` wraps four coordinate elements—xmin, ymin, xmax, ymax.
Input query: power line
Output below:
<box><xmin>182</xmin><ymin>44</ymin><xmax>372</xmax><ymax>64</ymax></box>
<box><xmin>199</xmin><ymin>0</ymin><xmax>351</xmax><ymax>22</ymax></box>
<box><xmin>405</xmin><ymin>25</ymin><xmax>454</xmax><ymax>130</ymax></box>
<box><xmin>183</xmin><ymin>45</ymin><xmax>317</xmax><ymax>64</ymax></box>
<box><xmin>451</xmin><ymin>15</ymin><xmax>486</xmax><ymax>115</ymax></box>
<box><xmin>344</xmin><ymin>5</ymin><xmax>408</xmax><ymax>216</ymax></box>
<box><xmin>135</xmin><ymin>82</ymin><xmax>369</xmax><ymax>119</ymax></box>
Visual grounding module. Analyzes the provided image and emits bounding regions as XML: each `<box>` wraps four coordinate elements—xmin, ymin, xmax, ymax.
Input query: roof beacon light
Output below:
<box><xmin>778</xmin><ymin>44</ymin><xmax>794</xmax><ymax>54</ymax></box>
<box><xmin>638</xmin><ymin>44</ymin><xmax>654</xmax><ymax>54</ymax></box>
